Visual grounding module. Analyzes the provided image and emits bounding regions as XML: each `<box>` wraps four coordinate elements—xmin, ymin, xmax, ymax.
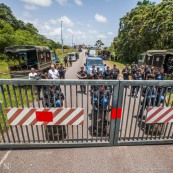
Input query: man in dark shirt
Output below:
<box><xmin>111</xmin><ymin>64</ymin><xmax>120</xmax><ymax>80</ymax></box>
<box><xmin>63</xmin><ymin>56</ymin><xmax>68</xmax><ymax>67</ymax></box>
<box><xmin>43</xmin><ymin>85</ymin><xmax>66</xmax><ymax>140</ymax></box>
<box><xmin>103</xmin><ymin>66</ymin><xmax>111</xmax><ymax>79</ymax></box>
<box><xmin>95</xmin><ymin>67</ymin><xmax>103</xmax><ymax>79</ymax></box>
<box><xmin>122</xmin><ymin>64</ymin><xmax>130</xmax><ymax>80</ymax></box>
<box><xmin>132</xmin><ymin>69</ymin><xmax>143</xmax><ymax>98</ymax></box>
<box><xmin>77</xmin><ymin>66</ymin><xmax>88</xmax><ymax>94</ymax></box>
<box><xmin>58</xmin><ymin>63</ymin><xmax>66</xmax><ymax>79</ymax></box>
<box><xmin>91</xmin><ymin>85</ymin><xmax>111</xmax><ymax>134</ymax></box>
<box><xmin>90</xmin><ymin>65</ymin><xmax>97</xmax><ymax>79</ymax></box>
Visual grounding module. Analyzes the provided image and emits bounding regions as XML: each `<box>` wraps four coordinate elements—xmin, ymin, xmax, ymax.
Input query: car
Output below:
<box><xmin>78</xmin><ymin>48</ymin><xmax>82</xmax><ymax>52</ymax></box>
<box><xmin>68</xmin><ymin>52</ymin><xmax>77</xmax><ymax>61</ymax></box>
<box><xmin>84</xmin><ymin>56</ymin><xmax>106</xmax><ymax>75</ymax></box>
<box><xmin>88</xmin><ymin>47</ymin><xmax>96</xmax><ymax>57</ymax></box>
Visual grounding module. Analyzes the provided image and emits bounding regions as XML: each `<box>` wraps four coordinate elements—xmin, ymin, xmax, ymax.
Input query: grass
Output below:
<box><xmin>0</xmin><ymin>60</ymin><xmax>10</xmax><ymax>79</ymax></box>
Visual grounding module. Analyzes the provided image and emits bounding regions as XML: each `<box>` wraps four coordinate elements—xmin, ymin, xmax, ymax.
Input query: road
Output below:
<box><xmin>0</xmin><ymin>50</ymin><xmax>173</xmax><ymax>173</ymax></box>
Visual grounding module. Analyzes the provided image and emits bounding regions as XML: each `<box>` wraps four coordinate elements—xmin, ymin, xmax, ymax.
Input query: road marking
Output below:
<box><xmin>0</xmin><ymin>150</ymin><xmax>12</xmax><ymax>167</ymax></box>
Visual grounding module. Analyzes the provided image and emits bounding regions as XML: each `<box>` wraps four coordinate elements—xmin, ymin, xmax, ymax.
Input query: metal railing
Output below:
<box><xmin>115</xmin><ymin>80</ymin><xmax>173</xmax><ymax>146</ymax></box>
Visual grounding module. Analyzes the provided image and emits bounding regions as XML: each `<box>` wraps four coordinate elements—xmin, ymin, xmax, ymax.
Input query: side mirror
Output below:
<box><xmin>84</xmin><ymin>63</ymin><xmax>86</xmax><ymax>66</ymax></box>
<box><xmin>104</xmin><ymin>64</ymin><xmax>106</xmax><ymax>66</ymax></box>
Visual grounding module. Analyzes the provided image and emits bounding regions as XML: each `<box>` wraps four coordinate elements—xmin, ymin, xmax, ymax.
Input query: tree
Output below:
<box><xmin>95</xmin><ymin>39</ymin><xmax>104</xmax><ymax>49</ymax></box>
<box><xmin>0</xmin><ymin>3</ymin><xmax>63</xmax><ymax>53</ymax></box>
<box><xmin>0</xmin><ymin>20</ymin><xmax>15</xmax><ymax>53</ymax></box>
<box><xmin>110</xmin><ymin>0</ymin><xmax>173</xmax><ymax>62</ymax></box>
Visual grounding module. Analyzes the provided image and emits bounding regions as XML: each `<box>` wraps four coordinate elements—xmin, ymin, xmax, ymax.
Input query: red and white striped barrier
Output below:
<box><xmin>146</xmin><ymin>107</ymin><xmax>173</xmax><ymax>124</ymax></box>
<box><xmin>5</xmin><ymin>108</ymin><xmax>84</xmax><ymax>126</ymax></box>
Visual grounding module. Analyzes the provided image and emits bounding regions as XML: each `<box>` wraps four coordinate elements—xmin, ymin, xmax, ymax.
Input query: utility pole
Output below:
<box><xmin>61</xmin><ymin>21</ymin><xmax>63</xmax><ymax>58</ymax></box>
<box><xmin>72</xmin><ymin>35</ymin><xmax>73</xmax><ymax>48</ymax></box>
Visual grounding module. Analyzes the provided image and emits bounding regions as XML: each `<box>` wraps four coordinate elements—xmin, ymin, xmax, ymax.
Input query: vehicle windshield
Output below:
<box><xmin>68</xmin><ymin>54</ymin><xmax>75</xmax><ymax>56</ymax></box>
<box><xmin>87</xmin><ymin>59</ymin><xmax>103</xmax><ymax>66</ymax></box>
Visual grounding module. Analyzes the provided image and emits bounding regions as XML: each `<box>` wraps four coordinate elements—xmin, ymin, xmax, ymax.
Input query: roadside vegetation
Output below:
<box><xmin>110</xmin><ymin>0</ymin><xmax>173</xmax><ymax>63</ymax></box>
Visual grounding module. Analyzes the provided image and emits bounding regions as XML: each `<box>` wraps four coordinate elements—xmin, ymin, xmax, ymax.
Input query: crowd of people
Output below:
<box><xmin>27</xmin><ymin>59</ymin><xmax>172</xmax><ymax>137</ymax></box>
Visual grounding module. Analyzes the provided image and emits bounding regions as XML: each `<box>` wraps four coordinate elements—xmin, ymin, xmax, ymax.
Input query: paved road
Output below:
<box><xmin>0</xmin><ymin>50</ymin><xmax>173</xmax><ymax>173</ymax></box>
<box><xmin>0</xmin><ymin>145</ymin><xmax>173</xmax><ymax>173</ymax></box>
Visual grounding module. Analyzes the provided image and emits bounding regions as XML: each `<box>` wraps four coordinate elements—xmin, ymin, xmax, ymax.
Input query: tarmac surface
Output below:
<box><xmin>0</xmin><ymin>145</ymin><xmax>173</xmax><ymax>173</ymax></box>
<box><xmin>0</xmin><ymin>50</ymin><xmax>172</xmax><ymax>173</ymax></box>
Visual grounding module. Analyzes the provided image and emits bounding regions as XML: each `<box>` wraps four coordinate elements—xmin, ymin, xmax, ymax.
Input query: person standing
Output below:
<box><xmin>69</xmin><ymin>56</ymin><xmax>72</xmax><ymax>67</ymax></box>
<box><xmin>64</xmin><ymin>55</ymin><xmax>68</xmax><ymax>67</ymax></box>
<box><xmin>29</xmin><ymin>68</ymin><xmax>37</xmax><ymax>79</ymax></box>
<box><xmin>131</xmin><ymin>69</ymin><xmax>143</xmax><ymax>98</ymax></box>
<box><xmin>122</xmin><ymin>64</ymin><xmax>130</xmax><ymax>80</ymax></box>
<box><xmin>48</xmin><ymin>65</ymin><xmax>60</xmax><ymax>79</ymax></box>
<box><xmin>90</xmin><ymin>65</ymin><xmax>97</xmax><ymax>79</ymax></box>
<box><xmin>58</xmin><ymin>63</ymin><xmax>66</xmax><ymax>79</ymax></box>
<box><xmin>103</xmin><ymin>66</ymin><xmax>111</xmax><ymax>80</ymax></box>
<box><xmin>111</xmin><ymin>64</ymin><xmax>120</xmax><ymax>80</ymax></box>
<box><xmin>77</xmin><ymin>66</ymin><xmax>88</xmax><ymax>94</ymax></box>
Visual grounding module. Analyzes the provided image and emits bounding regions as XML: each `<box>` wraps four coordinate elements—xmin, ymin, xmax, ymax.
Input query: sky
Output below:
<box><xmin>1</xmin><ymin>0</ymin><xmax>163</xmax><ymax>47</ymax></box>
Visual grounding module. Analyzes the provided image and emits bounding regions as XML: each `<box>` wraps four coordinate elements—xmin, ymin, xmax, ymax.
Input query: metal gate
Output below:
<box><xmin>114</xmin><ymin>80</ymin><xmax>173</xmax><ymax>146</ymax></box>
<box><xmin>0</xmin><ymin>79</ymin><xmax>173</xmax><ymax>149</ymax></box>
<box><xmin>0</xmin><ymin>79</ymin><xmax>118</xmax><ymax>148</ymax></box>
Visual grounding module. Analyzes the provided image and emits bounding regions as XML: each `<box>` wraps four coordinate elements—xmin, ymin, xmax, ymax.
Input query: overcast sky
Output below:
<box><xmin>1</xmin><ymin>0</ymin><xmax>162</xmax><ymax>46</ymax></box>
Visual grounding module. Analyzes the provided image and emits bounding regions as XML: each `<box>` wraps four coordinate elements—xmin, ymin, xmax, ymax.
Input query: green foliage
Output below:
<box><xmin>111</xmin><ymin>0</ymin><xmax>173</xmax><ymax>63</ymax></box>
<box><xmin>0</xmin><ymin>3</ymin><xmax>62</xmax><ymax>55</ymax></box>
<box><xmin>95</xmin><ymin>40</ymin><xmax>104</xmax><ymax>49</ymax></box>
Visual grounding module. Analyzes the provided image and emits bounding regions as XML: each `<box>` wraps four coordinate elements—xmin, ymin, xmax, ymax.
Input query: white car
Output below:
<box><xmin>68</xmin><ymin>52</ymin><xmax>77</xmax><ymax>61</ymax></box>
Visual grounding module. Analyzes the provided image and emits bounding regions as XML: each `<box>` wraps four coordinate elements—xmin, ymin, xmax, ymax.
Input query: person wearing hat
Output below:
<box><xmin>131</xmin><ymin>69</ymin><xmax>143</xmax><ymax>98</ymax></box>
<box><xmin>131</xmin><ymin>64</ymin><xmax>138</xmax><ymax>79</ymax></box>
<box><xmin>77</xmin><ymin>66</ymin><xmax>88</xmax><ymax>94</ymax></box>
<box><xmin>91</xmin><ymin>84</ymin><xmax>111</xmax><ymax>134</ymax></box>
<box><xmin>111</xmin><ymin>64</ymin><xmax>120</xmax><ymax>80</ymax></box>
<box><xmin>122</xmin><ymin>64</ymin><xmax>130</xmax><ymax>80</ymax></box>
<box><xmin>89</xmin><ymin>65</ymin><xmax>97</xmax><ymax>79</ymax></box>
<box><xmin>58</xmin><ymin>63</ymin><xmax>66</xmax><ymax>79</ymax></box>
<box><xmin>43</xmin><ymin>85</ymin><xmax>66</xmax><ymax>140</ymax></box>
<box><xmin>95</xmin><ymin>67</ymin><xmax>103</xmax><ymax>79</ymax></box>
<box><xmin>103</xmin><ymin>66</ymin><xmax>111</xmax><ymax>80</ymax></box>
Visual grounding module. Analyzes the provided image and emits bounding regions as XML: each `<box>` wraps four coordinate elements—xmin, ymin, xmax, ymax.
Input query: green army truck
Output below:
<box><xmin>4</xmin><ymin>45</ymin><xmax>53</xmax><ymax>78</ymax></box>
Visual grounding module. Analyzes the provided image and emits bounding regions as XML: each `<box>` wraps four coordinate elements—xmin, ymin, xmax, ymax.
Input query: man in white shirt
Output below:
<box><xmin>48</xmin><ymin>65</ymin><xmax>60</xmax><ymax>79</ymax></box>
<box><xmin>29</xmin><ymin>68</ymin><xmax>37</xmax><ymax>79</ymax></box>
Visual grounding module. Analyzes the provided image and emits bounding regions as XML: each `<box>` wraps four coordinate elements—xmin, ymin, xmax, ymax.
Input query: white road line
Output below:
<box><xmin>0</xmin><ymin>150</ymin><xmax>12</xmax><ymax>167</ymax></box>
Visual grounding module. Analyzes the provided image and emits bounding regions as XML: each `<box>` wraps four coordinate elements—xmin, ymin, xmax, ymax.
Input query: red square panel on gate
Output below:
<box><xmin>36</xmin><ymin>111</ymin><xmax>53</xmax><ymax>122</ymax></box>
<box><xmin>111</xmin><ymin>108</ymin><xmax>122</xmax><ymax>120</ymax></box>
